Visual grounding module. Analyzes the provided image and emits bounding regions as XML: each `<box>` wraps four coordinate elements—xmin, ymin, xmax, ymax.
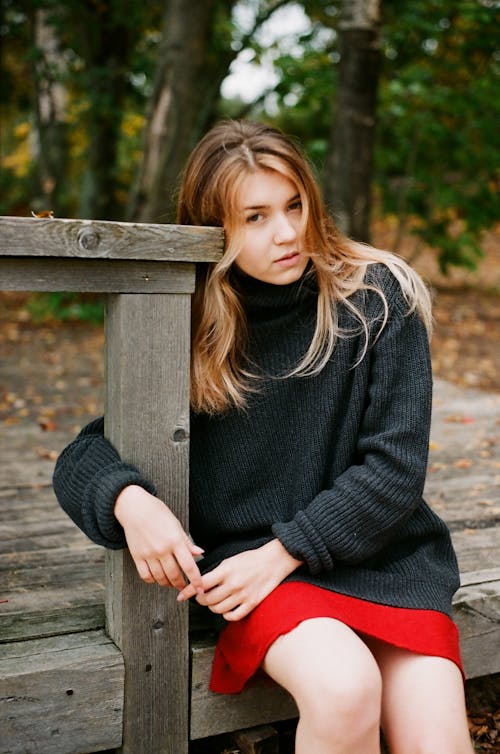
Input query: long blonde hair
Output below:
<box><xmin>177</xmin><ymin>120</ymin><xmax>431</xmax><ymax>414</ymax></box>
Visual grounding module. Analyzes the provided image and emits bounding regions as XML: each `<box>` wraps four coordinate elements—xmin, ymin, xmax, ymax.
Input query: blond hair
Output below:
<box><xmin>177</xmin><ymin>120</ymin><xmax>431</xmax><ymax>414</ymax></box>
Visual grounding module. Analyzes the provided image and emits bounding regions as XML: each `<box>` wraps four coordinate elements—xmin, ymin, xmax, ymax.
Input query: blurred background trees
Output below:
<box><xmin>1</xmin><ymin>0</ymin><xmax>499</xmax><ymax>273</ymax></box>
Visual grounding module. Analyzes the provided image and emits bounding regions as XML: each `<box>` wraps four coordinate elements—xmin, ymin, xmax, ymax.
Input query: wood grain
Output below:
<box><xmin>104</xmin><ymin>292</ymin><xmax>192</xmax><ymax>754</ymax></box>
<box><xmin>0</xmin><ymin>257</ymin><xmax>196</xmax><ymax>293</ymax></box>
<box><xmin>0</xmin><ymin>630</ymin><xmax>123</xmax><ymax>754</ymax></box>
<box><xmin>0</xmin><ymin>216</ymin><xmax>223</xmax><ymax>262</ymax></box>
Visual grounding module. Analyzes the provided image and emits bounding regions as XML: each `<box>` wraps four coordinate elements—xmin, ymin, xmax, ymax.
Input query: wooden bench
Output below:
<box><xmin>1</xmin><ymin>216</ymin><xmax>499</xmax><ymax>754</ymax></box>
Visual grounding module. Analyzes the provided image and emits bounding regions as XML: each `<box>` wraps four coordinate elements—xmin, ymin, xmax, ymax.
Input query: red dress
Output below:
<box><xmin>210</xmin><ymin>582</ymin><xmax>463</xmax><ymax>694</ymax></box>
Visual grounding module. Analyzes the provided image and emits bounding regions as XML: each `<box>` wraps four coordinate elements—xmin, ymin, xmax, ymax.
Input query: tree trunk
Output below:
<box><xmin>30</xmin><ymin>9</ymin><xmax>68</xmax><ymax>215</ymax></box>
<box><xmin>324</xmin><ymin>0</ymin><xmax>381</xmax><ymax>242</ymax></box>
<box><xmin>127</xmin><ymin>0</ymin><xmax>237</xmax><ymax>223</ymax></box>
<box><xmin>75</xmin><ymin>2</ymin><xmax>136</xmax><ymax>220</ymax></box>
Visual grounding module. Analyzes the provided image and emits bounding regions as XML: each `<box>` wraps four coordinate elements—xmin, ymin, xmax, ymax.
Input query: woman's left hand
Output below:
<box><xmin>177</xmin><ymin>539</ymin><xmax>302</xmax><ymax>621</ymax></box>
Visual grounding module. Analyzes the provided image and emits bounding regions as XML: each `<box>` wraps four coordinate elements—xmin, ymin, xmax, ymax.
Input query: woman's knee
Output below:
<box><xmin>299</xmin><ymin>657</ymin><xmax>382</xmax><ymax>741</ymax></box>
<box><xmin>263</xmin><ymin>618</ymin><xmax>383</xmax><ymax>744</ymax></box>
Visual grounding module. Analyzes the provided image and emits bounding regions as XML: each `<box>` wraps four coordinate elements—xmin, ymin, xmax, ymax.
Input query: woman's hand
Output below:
<box><xmin>114</xmin><ymin>484</ymin><xmax>204</xmax><ymax>593</ymax></box>
<box><xmin>177</xmin><ymin>539</ymin><xmax>302</xmax><ymax>621</ymax></box>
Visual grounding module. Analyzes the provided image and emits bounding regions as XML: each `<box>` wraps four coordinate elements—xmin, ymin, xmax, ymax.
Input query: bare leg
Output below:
<box><xmin>262</xmin><ymin>618</ymin><xmax>382</xmax><ymax>754</ymax></box>
<box><xmin>365</xmin><ymin>637</ymin><xmax>474</xmax><ymax>754</ymax></box>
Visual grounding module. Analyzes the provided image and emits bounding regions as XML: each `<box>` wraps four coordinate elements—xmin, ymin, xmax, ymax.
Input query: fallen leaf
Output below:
<box><xmin>38</xmin><ymin>419</ymin><xmax>58</xmax><ymax>431</ymax></box>
<box><xmin>445</xmin><ymin>414</ymin><xmax>476</xmax><ymax>424</ymax></box>
<box><xmin>34</xmin><ymin>446</ymin><xmax>58</xmax><ymax>461</ymax></box>
<box><xmin>428</xmin><ymin>462</ymin><xmax>447</xmax><ymax>473</ymax></box>
<box><xmin>455</xmin><ymin>458</ymin><xmax>473</xmax><ymax>469</ymax></box>
<box><xmin>3</xmin><ymin>416</ymin><xmax>20</xmax><ymax>426</ymax></box>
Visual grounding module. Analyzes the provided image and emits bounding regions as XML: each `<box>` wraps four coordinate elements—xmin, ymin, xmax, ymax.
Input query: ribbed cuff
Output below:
<box><xmin>83</xmin><ymin>462</ymin><xmax>157</xmax><ymax>549</ymax></box>
<box><xmin>272</xmin><ymin>514</ymin><xmax>334</xmax><ymax>575</ymax></box>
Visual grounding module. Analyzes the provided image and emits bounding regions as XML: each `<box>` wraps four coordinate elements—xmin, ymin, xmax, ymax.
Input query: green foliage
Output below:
<box><xmin>375</xmin><ymin>0</ymin><xmax>500</xmax><ymax>271</ymax></box>
<box><xmin>248</xmin><ymin>0</ymin><xmax>499</xmax><ymax>272</ymax></box>
<box><xmin>27</xmin><ymin>292</ymin><xmax>104</xmax><ymax>324</ymax></box>
<box><xmin>0</xmin><ymin>0</ymin><xmax>164</xmax><ymax>218</ymax></box>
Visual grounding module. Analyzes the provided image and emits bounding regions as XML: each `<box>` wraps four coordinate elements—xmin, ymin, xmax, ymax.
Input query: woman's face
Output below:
<box><xmin>229</xmin><ymin>169</ymin><xmax>308</xmax><ymax>285</ymax></box>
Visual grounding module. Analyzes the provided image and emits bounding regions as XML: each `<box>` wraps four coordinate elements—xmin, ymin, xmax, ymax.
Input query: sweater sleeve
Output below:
<box><xmin>272</xmin><ymin>281</ymin><xmax>433</xmax><ymax>574</ymax></box>
<box><xmin>52</xmin><ymin>417</ymin><xmax>157</xmax><ymax>549</ymax></box>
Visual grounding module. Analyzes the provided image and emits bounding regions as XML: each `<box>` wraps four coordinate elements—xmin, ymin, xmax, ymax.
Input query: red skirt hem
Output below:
<box><xmin>210</xmin><ymin>582</ymin><xmax>463</xmax><ymax>694</ymax></box>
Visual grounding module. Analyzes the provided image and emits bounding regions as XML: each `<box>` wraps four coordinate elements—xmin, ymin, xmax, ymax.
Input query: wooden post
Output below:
<box><xmin>0</xmin><ymin>216</ymin><xmax>224</xmax><ymax>754</ymax></box>
<box><xmin>105</xmin><ymin>291</ymin><xmax>193</xmax><ymax>754</ymax></box>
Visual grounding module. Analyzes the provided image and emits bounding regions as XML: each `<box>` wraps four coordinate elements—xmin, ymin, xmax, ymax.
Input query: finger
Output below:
<box><xmin>198</xmin><ymin>566</ymin><xmax>225</xmax><ymax>592</ymax></box>
<box><xmin>174</xmin><ymin>546</ymin><xmax>204</xmax><ymax>593</ymax></box>
<box><xmin>206</xmin><ymin>594</ymin><xmax>243</xmax><ymax>615</ymax></box>
<box><xmin>177</xmin><ymin>583</ymin><xmax>197</xmax><ymax>602</ymax></box>
<box><xmin>134</xmin><ymin>558</ymin><xmax>155</xmax><ymax>584</ymax></box>
<box><xmin>161</xmin><ymin>556</ymin><xmax>188</xmax><ymax>590</ymax></box>
<box><xmin>223</xmin><ymin>602</ymin><xmax>253</xmax><ymax>621</ymax></box>
<box><xmin>148</xmin><ymin>558</ymin><xmax>174</xmax><ymax>587</ymax></box>
<box><xmin>190</xmin><ymin>543</ymin><xmax>205</xmax><ymax>557</ymax></box>
<box><xmin>195</xmin><ymin>584</ymin><xmax>232</xmax><ymax>607</ymax></box>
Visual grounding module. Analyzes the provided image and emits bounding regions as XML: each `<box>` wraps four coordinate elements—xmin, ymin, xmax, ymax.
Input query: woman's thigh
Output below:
<box><xmin>262</xmin><ymin>617</ymin><xmax>382</xmax><ymax>717</ymax></box>
<box><xmin>365</xmin><ymin>636</ymin><xmax>474</xmax><ymax>754</ymax></box>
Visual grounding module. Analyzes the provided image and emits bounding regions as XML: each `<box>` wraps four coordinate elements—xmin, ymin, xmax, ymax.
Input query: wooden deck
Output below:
<box><xmin>1</xmin><ymin>379</ymin><xmax>500</xmax><ymax>753</ymax></box>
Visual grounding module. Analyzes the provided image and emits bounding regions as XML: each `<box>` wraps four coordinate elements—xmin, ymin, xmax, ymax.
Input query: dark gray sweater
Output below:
<box><xmin>53</xmin><ymin>264</ymin><xmax>460</xmax><ymax>617</ymax></box>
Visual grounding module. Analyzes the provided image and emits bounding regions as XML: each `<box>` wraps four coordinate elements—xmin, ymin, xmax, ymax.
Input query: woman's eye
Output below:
<box><xmin>246</xmin><ymin>213</ymin><xmax>263</xmax><ymax>223</ymax></box>
<box><xmin>288</xmin><ymin>200</ymin><xmax>302</xmax><ymax>212</ymax></box>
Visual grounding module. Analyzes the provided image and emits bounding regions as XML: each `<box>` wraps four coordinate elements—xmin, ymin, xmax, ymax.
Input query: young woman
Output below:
<box><xmin>53</xmin><ymin>120</ymin><xmax>473</xmax><ymax>754</ymax></box>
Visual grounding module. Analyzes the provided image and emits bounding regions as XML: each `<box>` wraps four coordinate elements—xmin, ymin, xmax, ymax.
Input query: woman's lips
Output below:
<box><xmin>275</xmin><ymin>251</ymin><xmax>300</xmax><ymax>267</ymax></box>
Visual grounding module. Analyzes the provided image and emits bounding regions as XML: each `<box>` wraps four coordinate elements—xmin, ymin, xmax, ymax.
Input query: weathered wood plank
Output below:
<box><xmin>0</xmin><ymin>529</ymin><xmax>94</xmax><ymax>553</ymax></box>
<box><xmin>0</xmin><ymin>257</ymin><xmax>196</xmax><ymax>293</ymax></box>
<box><xmin>426</xmin><ymin>473</ymin><xmax>500</xmax><ymax>526</ymax></box>
<box><xmin>2</xmin><ymin>558</ymin><xmax>103</xmax><ymax>589</ymax></box>
<box><xmin>0</xmin><ymin>604</ymin><xmax>105</xmax><ymax>643</ymax></box>
<box><xmin>460</xmin><ymin>566</ymin><xmax>500</xmax><ymax>587</ymax></box>
<box><xmin>453</xmin><ymin>577</ymin><xmax>500</xmax><ymax>679</ymax></box>
<box><xmin>0</xmin><ymin>630</ymin><xmax>123</xmax><ymax>754</ymax></box>
<box><xmin>451</xmin><ymin>526</ymin><xmax>500</xmax><ymax>573</ymax></box>
<box><xmin>0</xmin><ymin>541</ymin><xmax>102</xmax><ymax>568</ymax></box>
<box><xmin>233</xmin><ymin>724</ymin><xmax>279</xmax><ymax>754</ymax></box>
<box><xmin>190</xmin><ymin>641</ymin><xmax>298</xmax><ymax>740</ymax></box>
<box><xmin>105</xmin><ymin>292</ymin><xmax>192</xmax><ymax>754</ymax></box>
<box><xmin>0</xmin><ymin>216</ymin><xmax>223</xmax><ymax>262</ymax></box>
<box><xmin>0</xmin><ymin>426</ymin><xmax>69</xmax><ymax>489</ymax></box>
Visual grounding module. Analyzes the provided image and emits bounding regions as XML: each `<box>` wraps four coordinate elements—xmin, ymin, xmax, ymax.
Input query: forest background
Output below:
<box><xmin>2</xmin><ymin>0</ymin><xmax>499</xmax><ymax>266</ymax></box>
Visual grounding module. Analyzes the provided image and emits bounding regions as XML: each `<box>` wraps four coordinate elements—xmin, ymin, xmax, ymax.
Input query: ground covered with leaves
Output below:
<box><xmin>0</xmin><ymin>229</ymin><xmax>499</xmax><ymax>753</ymax></box>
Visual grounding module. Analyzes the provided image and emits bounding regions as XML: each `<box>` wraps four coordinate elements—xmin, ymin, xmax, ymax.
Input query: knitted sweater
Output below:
<box><xmin>53</xmin><ymin>264</ymin><xmax>460</xmax><ymax>617</ymax></box>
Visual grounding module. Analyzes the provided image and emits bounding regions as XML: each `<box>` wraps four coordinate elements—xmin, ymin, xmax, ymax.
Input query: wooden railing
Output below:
<box><xmin>0</xmin><ymin>215</ymin><xmax>223</xmax><ymax>754</ymax></box>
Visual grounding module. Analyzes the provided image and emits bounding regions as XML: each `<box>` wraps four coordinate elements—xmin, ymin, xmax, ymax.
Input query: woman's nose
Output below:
<box><xmin>274</xmin><ymin>213</ymin><xmax>297</xmax><ymax>244</ymax></box>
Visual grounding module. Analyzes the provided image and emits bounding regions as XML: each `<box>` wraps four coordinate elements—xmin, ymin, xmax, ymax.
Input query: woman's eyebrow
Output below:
<box><xmin>242</xmin><ymin>193</ymin><xmax>300</xmax><ymax>211</ymax></box>
<box><xmin>242</xmin><ymin>203</ymin><xmax>267</xmax><ymax>211</ymax></box>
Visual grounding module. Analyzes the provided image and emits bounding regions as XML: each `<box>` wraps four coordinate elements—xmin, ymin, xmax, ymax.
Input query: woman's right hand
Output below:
<box><xmin>114</xmin><ymin>484</ymin><xmax>204</xmax><ymax>593</ymax></box>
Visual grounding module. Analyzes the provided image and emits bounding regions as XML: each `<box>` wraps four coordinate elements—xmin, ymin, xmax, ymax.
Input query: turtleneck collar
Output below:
<box><xmin>229</xmin><ymin>264</ymin><xmax>318</xmax><ymax>316</ymax></box>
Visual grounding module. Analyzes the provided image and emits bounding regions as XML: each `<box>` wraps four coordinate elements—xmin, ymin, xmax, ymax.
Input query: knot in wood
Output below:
<box><xmin>173</xmin><ymin>428</ymin><xmax>187</xmax><ymax>442</ymax></box>
<box><xmin>77</xmin><ymin>227</ymin><xmax>101</xmax><ymax>251</ymax></box>
<box><xmin>152</xmin><ymin>619</ymin><xmax>164</xmax><ymax>630</ymax></box>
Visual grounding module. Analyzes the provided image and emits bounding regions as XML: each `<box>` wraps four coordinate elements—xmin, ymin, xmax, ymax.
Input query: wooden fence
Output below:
<box><xmin>1</xmin><ymin>216</ymin><xmax>223</xmax><ymax>753</ymax></box>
